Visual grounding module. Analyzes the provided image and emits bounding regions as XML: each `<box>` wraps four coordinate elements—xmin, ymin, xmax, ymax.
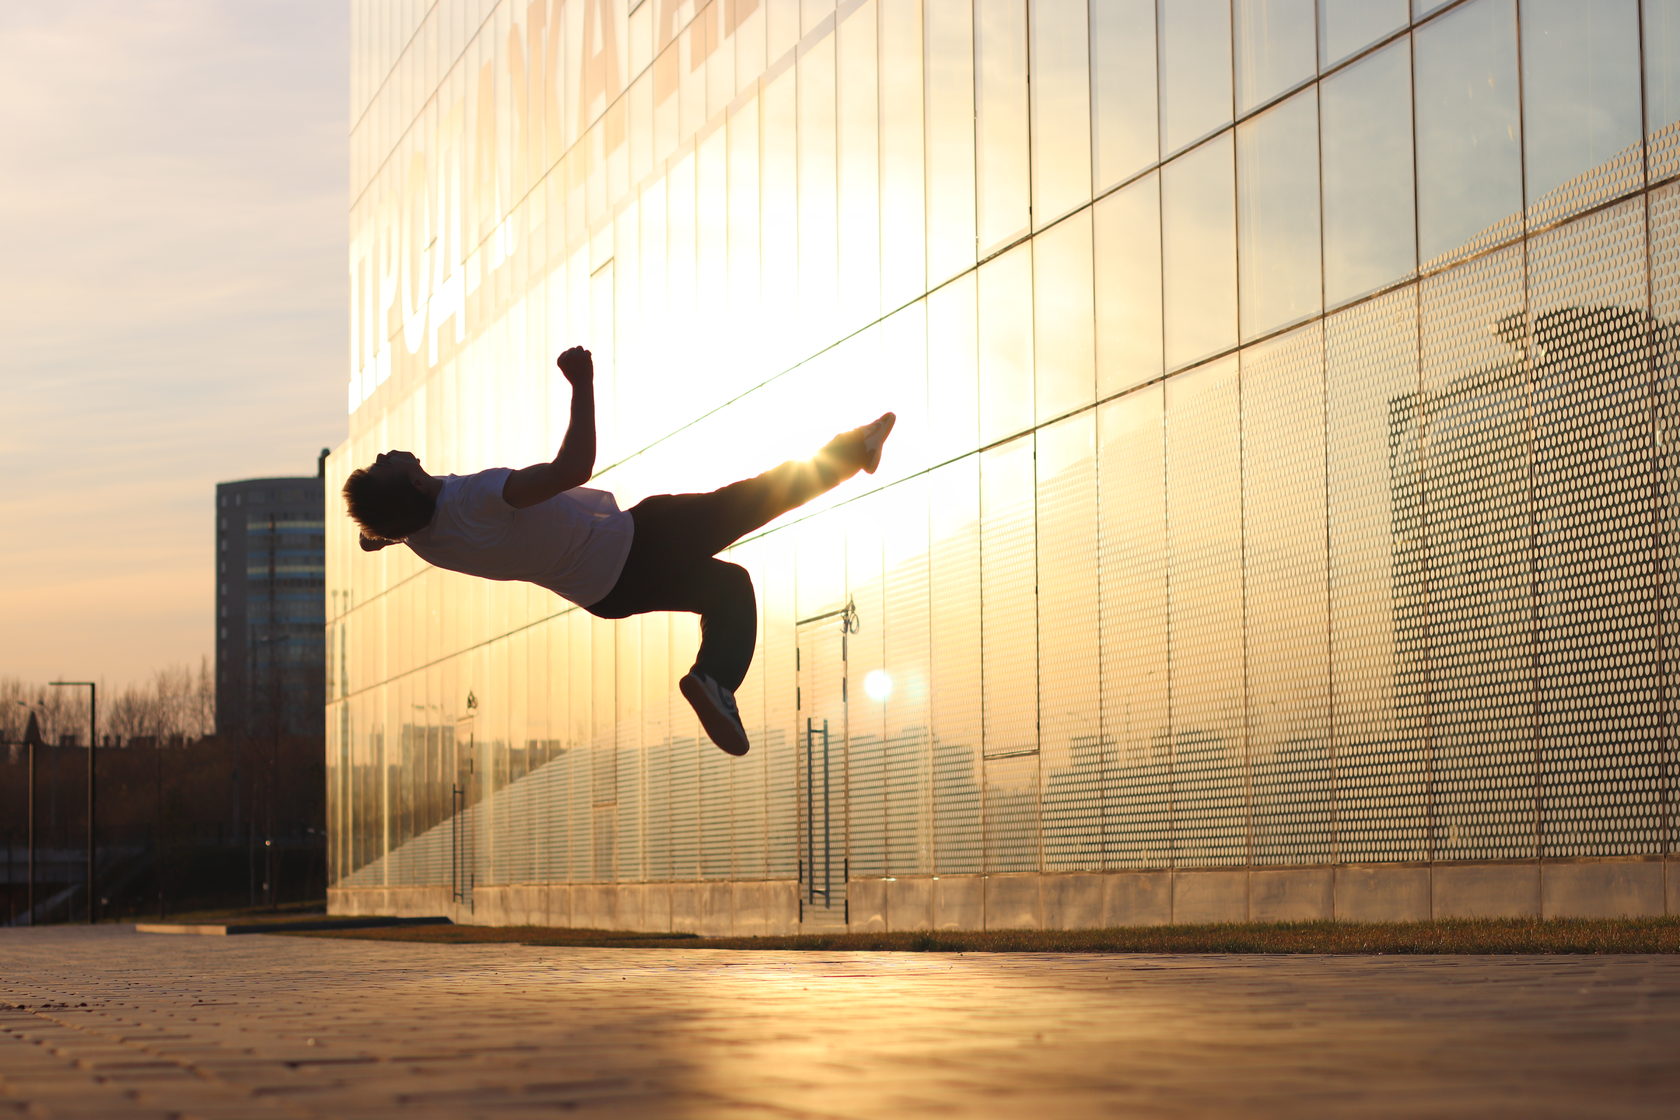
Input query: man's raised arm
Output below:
<box><xmin>502</xmin><ymin>346</ymin><xmax>597</xmax><ymax>509</ymax></box>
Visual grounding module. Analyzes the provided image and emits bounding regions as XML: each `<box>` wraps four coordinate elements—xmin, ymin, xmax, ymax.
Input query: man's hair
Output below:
<box><xmin>342</xmin><ymin>466</ymin><xmax>435</xmax><ymax>542</ymax></box>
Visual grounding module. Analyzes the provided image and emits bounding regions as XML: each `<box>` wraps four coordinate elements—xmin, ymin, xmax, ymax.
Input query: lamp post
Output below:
<box><xmin>14</xmin><ymin>701</ymin><xmax>44</xmax><ymax>926</ymax></box>
<box><xmin>49</xmin><ymin>681</ymin><xmax>96</xmax><ymax>923</ymax></box>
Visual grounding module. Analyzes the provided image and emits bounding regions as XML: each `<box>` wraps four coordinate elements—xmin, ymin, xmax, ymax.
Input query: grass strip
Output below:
<box><xmin>287</xmin><ymin>916</ymin><xmax>1680</xmax><ymax>954</ymax></box>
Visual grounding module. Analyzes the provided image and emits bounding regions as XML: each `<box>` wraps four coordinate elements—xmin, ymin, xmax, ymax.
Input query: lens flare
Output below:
<box><xmin>863</xmin><ymin>669</ymin><xmax>893</xmax><ymax>702</ymax></box>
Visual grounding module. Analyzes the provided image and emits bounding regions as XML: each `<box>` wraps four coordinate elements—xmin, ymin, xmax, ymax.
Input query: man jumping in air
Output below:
<box><xmin>342</xmin><ymin>346</ymin><xmax>895</xmax><ymax>757</ymax></box>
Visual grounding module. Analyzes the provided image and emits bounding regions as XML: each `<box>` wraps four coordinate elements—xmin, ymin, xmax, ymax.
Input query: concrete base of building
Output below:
<box><xmin>329</xmin><ymin>856</ymin><xmax>1680</xmax><ymax>935</ymax></box>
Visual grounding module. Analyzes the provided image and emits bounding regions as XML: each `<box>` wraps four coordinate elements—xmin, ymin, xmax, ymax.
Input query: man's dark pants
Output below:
<box><xmin>584</xmin><ymin>450</ymin><xmax>853</xmax><ymax>691</ymax></box>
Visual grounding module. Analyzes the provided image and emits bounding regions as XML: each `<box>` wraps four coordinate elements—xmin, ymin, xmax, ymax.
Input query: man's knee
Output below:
<box><xmin>707</xmin><ymin>561</ymin><xmax>755</xmax><ymax>605</ymax></box>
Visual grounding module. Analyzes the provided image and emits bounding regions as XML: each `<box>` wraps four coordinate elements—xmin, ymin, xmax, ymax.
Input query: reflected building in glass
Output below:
<box><xmin>329</xmin><ymin>0</ymin><xmax>1680</xmax><ymax>928</ymax></box>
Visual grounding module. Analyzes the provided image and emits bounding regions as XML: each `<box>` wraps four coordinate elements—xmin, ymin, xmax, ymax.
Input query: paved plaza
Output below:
<box><xmin>1</xmin><ymin>927</ymin><xmax>1678</xmax><ymax>1118</ymax></box>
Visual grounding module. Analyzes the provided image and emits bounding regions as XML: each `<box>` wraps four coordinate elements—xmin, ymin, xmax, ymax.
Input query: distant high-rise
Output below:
<box><xmin>216</xmin><ymin>454</ymin><xmax>327</xmax><ymax>741</ymax></box>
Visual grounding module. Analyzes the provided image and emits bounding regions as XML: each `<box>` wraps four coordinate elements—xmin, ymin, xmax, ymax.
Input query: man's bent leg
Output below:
<box><xmin>688</xmin><ymin>559</ymin><xmax>757</xmax><ymax>690</ymax></box>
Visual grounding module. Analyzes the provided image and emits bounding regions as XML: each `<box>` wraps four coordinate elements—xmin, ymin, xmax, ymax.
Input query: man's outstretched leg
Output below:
<box><xmin>586</xmin><ymin>413</ymin><xmax>895</xmax><ymax>755</ymax></box>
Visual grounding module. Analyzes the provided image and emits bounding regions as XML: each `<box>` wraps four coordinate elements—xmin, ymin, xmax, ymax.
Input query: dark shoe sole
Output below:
<box><xmin>680</xmin><ymin>674</ymin><xmax>751</xmax><ymax>756</ymax></box>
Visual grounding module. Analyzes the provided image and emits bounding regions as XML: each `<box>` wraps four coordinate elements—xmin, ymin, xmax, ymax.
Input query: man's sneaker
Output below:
<box><xmin>858</xmin><ymin>412</ymin><xmax>896</xmax><ymax>474</ymax></box>
<box><xmin>680</xmin><ymin>672</ymin><xmax>751</xmax><ymax>756</ymax></box>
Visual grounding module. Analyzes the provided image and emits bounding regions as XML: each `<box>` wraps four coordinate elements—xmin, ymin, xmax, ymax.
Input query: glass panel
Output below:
<box><xmin>1521</xmin><ymin>0</ymin><xmax>1643</xmax><ymax>227</ymax></box>
<box><xmin>978</xmin><ymin>240</ymin><xmax>1036</xmax><ymax>446</ymax></box>
<box><xmin>1090</xmin><ymin>0</ymin><xmax>1158</xmax><ymax>191</ymax></box>
<box><xmin>1038</xmin><ymin>413</ymin><xmax>1102</xmax><ymax>872</ymax></box>
<box><xmin>1159</xmin><ymin>0</ymin><xmax>1234</xmax><ymax>155</ymax></box>
<box><xmin>759</xmin><ymin>65</ymin><xmax>799</xmax><ymax>370</ymax></box>
<box><xmin>1326</xmin><ymin>287</ymin><xmax>1429</xmax><ymax>863</ymax></box>
<box><xmin>1241</xmin><ymin>326</ymin><xmax>1332</xmax><ymax>865</ymax></box>
<box><xmin>1418</xmin><ymin>244</ymin><xmax>1533</xmax><ymax>860</ymax></box>
<box><xmin>879</xmin><ymin>0</ymin><xmax>928</xmax><ymax>309</ymax></box>
<box><xmin>1646</xmin><ymin>0</ymin><xmax>1680</xmax><ymax>177</ymax></box>
<box><xmin>1318</xmin><ymin>0</ymin><xmax>1407</xmax><ymax>68</ymax></box>
<box><xmin>1030</xmin><ymin>0</ymin><xmax>1093</xmax><ymax>226</ymax></box>
<box><xmin>981</xmin><ymin>436</ymin><xmax>1040</xmax><ymax>872</ymax></box>
<box><xmin>981</xmin><ymin>435</ymin><xmax>1038</xmax><ymax>765</ymax></box>
<box><xmin>976</xmin><ymin>0</ymin><xmax>1032</xmax><ymax>251</ymax></box>
<box><xmin>1237</xmin><ymin>87</ymin><xmax>1321</xmax><ymax>340</ymax></box>
<box><xmin>1094</xmin><ymin>172</ymin><xmax>1164</xmax><ymax>398</ymax></box>
<box><xmin>1162</xmin><ymin>132</ymin><xmax>1236</xmax><ymax>369</ymax></box>
<box><xmin>1414</xmin><ymin>0</ymin><xmax>1522</xmax><ymax>268</ymax></box>
<box><xmin>1164</xmin><ymin>355</ymin><xmax>1245</xmax><ymax>866</ymax></box>
<box><xmin>880</xmin><ymin>476</ymin><xmax>933</xmax><ymax>875</ymax></box>
<box><xmin>1097</xmin><ymin>386</ymin><xmax>1171</xmax><ymax>868</ymax></box>
<box><xmin>798</xmin><ymin>36</ymin><xmax>839</xmax><ymax>349</ymax></box>
<box><xmin>1528</xmin><ymin>200</ymin><xmax>1662</xmax><ymax>856</ymax></box>
<box><xmin>929</xmin><ymin>457</ymin><xmax>983</xmax><ymax>874</ymax></box>
<box><xmin>1234</xmin><ymin>0</ymin><xmax>1316</xmax><ymax>113</ymax></box>
<box><xmin>838</xmin><ymin>0</ymin><xmax>882</xmax><ymax>334</ymax></box>
<box><xmin>925</xmin><ymin>0</ymin><xmax>978</xmax><ymax>282</ymax></box>
<box><xmin>1321</xmin><ymin>39</ymin><xmax>1416</xmax><ymax>306</ymax></box>
<box><xmin>846</xmin><ymin>505</ymin><xmax>888</xmax><ymax>877</ymax></box>
<box><xmin>1033</xmin><ymin>209</ymin><xmax>1097</xmax><ymax>423</ymax></box>
<box><xmin>927</xmin><ymin>272</ymin><xmax>981</xmax><ymax>464</ymax></box>
<box><xmin>1414</xmin><ymin>0</ymin><xmax>1455</xmax><ymax>17</ymax></box>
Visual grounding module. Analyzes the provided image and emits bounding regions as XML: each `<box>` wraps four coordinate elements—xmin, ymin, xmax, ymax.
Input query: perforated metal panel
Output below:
<box><xmin>1527</xmin><ymin>200</ymin><xmax>1664</xmax><ymax>857</ymax></box>
<box><xmin>1166</xmin><ymin>357</ymin><xmax>1247</xmax><ymax>867</ymax></box>
<box><xmin>1098</xmin><ymin>387</ymin><xmax>1172</xmax><ymax>870</ymax></box>
<box><xmin>1327</xmin><ymin>287</ymin><xmax>1431</xmax><ymax>864</ymax></box>
<box><xmin>1038</xmin><ymin>414</ymin><xmax>1103</xmax><ymax>873</ymax></box>
<box><xmin>1242</xmin><ymin>325</ymin><xmax>1334</xmax><ymax>865</ymax></box>
<box><xmin>1417</xmin><ymin>244</ymin><xmax>1535</xmax><ymax>861</ymax></box>
<box><xmin>929</xmin><ymin>457</ymin><xmax>984</xmax><ymax>875</ymax></box>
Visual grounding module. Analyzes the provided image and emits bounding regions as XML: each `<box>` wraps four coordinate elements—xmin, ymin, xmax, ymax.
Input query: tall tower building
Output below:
<box><xmin>216</xmin><ymin>454</ymin><xmax>327</xmax><ymax>741</ymax></box>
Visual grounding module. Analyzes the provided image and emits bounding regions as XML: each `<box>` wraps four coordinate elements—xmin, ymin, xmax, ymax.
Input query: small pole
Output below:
<box><xmin>50</xmin><ymin>682</ymin><xmax>96</xmax><ymax>923</ymax></box>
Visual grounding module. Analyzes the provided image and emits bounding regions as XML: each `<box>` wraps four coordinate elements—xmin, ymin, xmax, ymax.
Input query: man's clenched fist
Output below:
<box><xmin>557</xmin><ymin>346</ymin><xmax>593</xmax><ymax>386</ymax></box>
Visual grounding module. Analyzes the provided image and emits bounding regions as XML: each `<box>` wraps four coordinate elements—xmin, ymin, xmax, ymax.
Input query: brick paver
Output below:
<box><xmin>2</xmin><ymin>926</ymin><xmax>1678</xmax><ymax>1118</ymax></box>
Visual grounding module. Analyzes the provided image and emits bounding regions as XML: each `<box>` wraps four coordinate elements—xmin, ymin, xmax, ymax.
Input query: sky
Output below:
<box><xmin>0</xmin><ymin>0</ymin><xmax>348</xmax><ymax>692</ymax></box>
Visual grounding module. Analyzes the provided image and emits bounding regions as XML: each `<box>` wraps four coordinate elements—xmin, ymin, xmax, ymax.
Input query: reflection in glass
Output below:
<box><xmin>1237</xmin><ymin>88</ymin><xmax>1322</xmax><ymax>340</ymax></box>
<box><xmin>925</xmin><ymin>0</ymin><xmax>978</xmax><ymax>282</ymax></box>
<box><xmin>928</xmin><ymin>457</ymin><xmax>982</xmax><ymax>875</ymax></box>
<box><xmin>978</xmin><ymin>242</ymin><xmax>1035</xmax><ymax>445</ymax></box>
<box><xmin>1648</xmin><ymin>0</ymin><xmax>1680</xmax><ymax>176</ymax></box>
<box><xmin>1094</xmin><ymin>173</ymin><xmax>1163</xmax><ymax>398</ymax></box>
<box><xmin>878</xmin><ymin>0</ymin><xmax>926</xmax><ymax>309</ymax></box>
<box><xmin>1322</xmin><ymin>39</ymin><xmax>1415</xmax><ymax>305</ymax></box>
<box><xmin>1318</xmin><ymin>0</ymin><xmax>1407</xmax><ymax>68</ymax></box>
<box><xmin>1097</xmin><ymin>388</ymin><xmax>1170</xmax><ymax>867</ymax></box>
<box><xmin>1521</xmin><ymin>0</ymin><xmax>1642</xmax><ymax>225</ymax></box>
<box><xmin>1413</xmin><ymin>0</ymin><xmax>1454</xmax><ymax>17</ymax></box>
<box><xmin>1033</xmin><ymin>209</ymin><xmax>1096</xmax><ymax>422</ymax></box>
<box><xmin>1235</xmin><ymin>0</ymin><xmax>1316</xmax><ymax>114</ymax></box>
<box><xmin>838</xmin><ymin>0</ymin><xmax>881</xmax><ymax>333</ymax></box>
<box><xmin>976</xmin><ymin>0</ymin><xmax>1031</xmax><ymax>251</ymax></box>
<box><xmin>1164</xmin><ymin>356</ymin><xmax>1245</xmax><ymax>866</ymax></box>
<box><xmin>1029</xmin><ymin>0</ymin><xmax>1092</xmax><ymax>226</ymax></box>
<box><xmin>1162</xmin><ymin>133</ymin><xmax>1237</xmax><ymax>368</ymax></box>
<box><xmin>927</xmin><ymin>272</ymin><xmax>980</xmax><ymax>464</ymax></box>
<box><xmin>1037</xmin><ymin>413</ymin><xmax>1101</xmax><ymax>872</ymax></box>
<box><xmin>1417</xmin><ymin>245</ymin><xmax>1532</xmax><ymax>860</ymax></box>
<box><xmin>1241</xmin><ymin>326</ymin><xmax>1332</xmax><ymax>864</ymax></box>
<box><xmin>1414</xmin><ymin>0</ymin><xmax>1522</xmax><ymax>266</ymax></box>
<box><xmin>1090</xmin><ymin>0</ymin><xmax>1157</xmax><ymax>191</ymax></box>
<box><xmin>1325</xmin><ymin>288</ymin><xmax>1429</xmax><ymax>863</ymax></box>
<box><xmin>1159</xmin><ymin>0</ymin><xmax>1233</xmax><ymax>155</ymax></box>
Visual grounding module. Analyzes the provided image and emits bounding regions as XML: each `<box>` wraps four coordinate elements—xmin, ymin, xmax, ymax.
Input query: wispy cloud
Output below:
<box><xmin>0</xmin><ymin>0</ymin><xmax>346</xmax><ymax>689</ymax></box>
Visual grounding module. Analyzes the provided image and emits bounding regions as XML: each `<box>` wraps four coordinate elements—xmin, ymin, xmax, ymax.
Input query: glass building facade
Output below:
<box><xmin>329</xmin><ymin>0</ymin><xmax>1680</xmax><ymax>929</ymax></box>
